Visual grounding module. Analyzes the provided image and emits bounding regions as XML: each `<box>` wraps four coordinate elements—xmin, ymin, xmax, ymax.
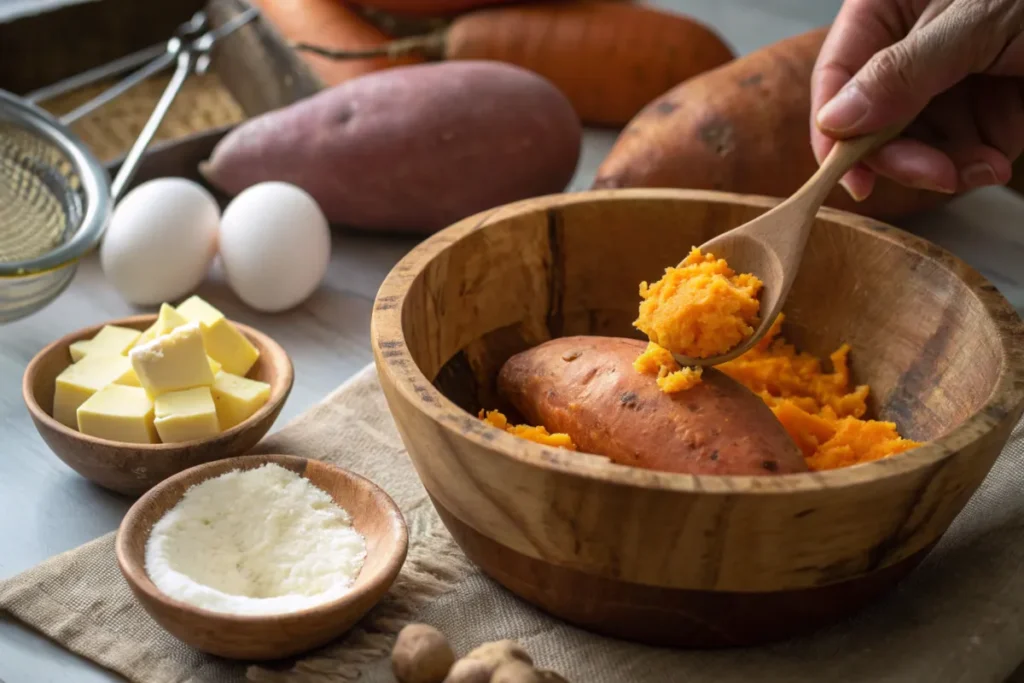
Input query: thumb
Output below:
<box><xmin>816</xmin><ymin>7</ymin><xmax>983</xmax><ymax>137</ymax></box>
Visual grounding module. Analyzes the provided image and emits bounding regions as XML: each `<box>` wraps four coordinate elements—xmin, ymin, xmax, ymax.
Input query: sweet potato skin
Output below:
<box><xmin>200</xmin><ymin>62</ymin><xmax>581</xmax><ymax>233</ymax></box>
<box><xmin>446</xmin><ymin>1</ymin><xmax>735</xmax><ymax>127</ymax></box>
<box><xmin>498</xmin><ymin>336</ymin><xmax>807</xmax><ymax>476</ymax></box>
<box><xmin>592</xmin><ymin>28</ymin><xmax>951</xmax><ymax>220</ymax></box>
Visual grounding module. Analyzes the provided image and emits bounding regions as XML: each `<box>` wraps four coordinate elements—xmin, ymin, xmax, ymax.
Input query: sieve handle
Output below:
<box><xmin>58</xmin><ymin>49</ymin><xmax>178</xmax><ymax>127</ymax></box>
<box><xmin>109</xmin><ymin>49</ymin><xmax>196</xmax><ymax>201</ymax></box>
<box><xmin>27</xmin><ymin>44</ymin><xmax>168</xmax><ymax>106</ymax></box>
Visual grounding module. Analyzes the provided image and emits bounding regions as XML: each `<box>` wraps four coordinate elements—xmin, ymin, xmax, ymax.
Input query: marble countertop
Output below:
<box><xmin>2</xmin><ymin>1</ymin><xmax>1023</xmax><ymax>681</ymax></box>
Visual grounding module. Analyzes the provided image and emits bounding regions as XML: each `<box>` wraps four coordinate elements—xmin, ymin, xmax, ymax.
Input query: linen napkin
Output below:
<box><xmin>3</xmin><ymin>365</ymin><xmax>1024</xmax><ymax>683</ymax></box>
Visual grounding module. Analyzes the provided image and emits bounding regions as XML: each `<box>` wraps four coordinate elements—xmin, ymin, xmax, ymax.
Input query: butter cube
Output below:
<box><xmin>52</xmin><ymin>354</ymin><xmax>136</xmax><ymax>428</ymax></box>
<box><xmin>154</xmin><ymin>387</ymin><xmax>221</xmax><ymax>443</ymax></box>
<box><xmin>77</xmin><ymin>385</ymin><xmax>157</xmax><ymax>444</ymax></box>
<box><xmin>117</xmin><ymin>369</ymin><xmax>142</xmax><ymax>387</ymax></box>
<box><xmin>176</xmin><ymin>296</ymin><xmax>259</xmax><ymax>376</ymax></box>
<box><xmin>135</xmin><ymin>303</ymin><xmax>190</xmax><ymax>348</ymax></box>
<box><xmin>129</xmin><ymin>321</ymin><xmax>214</xmax><ymax>397</ymax></box>
<box><xmin>211</xmin><ymin>372</ymin><xmax>271</xmax><ymax>430</ymax></box>
<box><xmin>117</xmin><ymin>355</ymin><xmax>219</xmax><ymax>389</ymax></box>
<box><xmin>69</xmin><ymin>341</ymin><xmax>92</xmax><ymax>363</ymax></box>
<box><xmin>68</xmin><ymin>325</ymin><xmax>141</xmax><ymax>362</ymax></box>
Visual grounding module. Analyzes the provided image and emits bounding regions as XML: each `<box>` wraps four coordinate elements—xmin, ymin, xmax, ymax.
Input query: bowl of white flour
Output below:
<box><xmin>115</xmin><ymin>454</ymin><xmax>408</xmax><ymax>660</ymax></box>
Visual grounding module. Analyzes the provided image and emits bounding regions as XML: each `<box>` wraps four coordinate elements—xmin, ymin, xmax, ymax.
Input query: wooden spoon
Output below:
<box><xmin>671</xmin><ymin>125</ymin><xmax>902</xmax><ymax>368</ymax></box>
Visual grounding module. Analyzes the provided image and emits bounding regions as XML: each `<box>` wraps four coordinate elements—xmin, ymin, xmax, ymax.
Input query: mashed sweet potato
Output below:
<box><xmin>478</xmin><ymin>409</ymin><xmax>577</xmax><ymax>450</ymax></box>
<box><xmin>633</xmin><ymin>341</ymin><xmax>703</xmax><ymax>393</ymax></box>
<box><xmin>634</xmin><ymin>247</ymin><xmax>762</xmax><ymax>359</ymax></box>
<box><xmin>719</xmin><ymin>315</ymin><xmax>920</xmax><ymax>471</ymax></box>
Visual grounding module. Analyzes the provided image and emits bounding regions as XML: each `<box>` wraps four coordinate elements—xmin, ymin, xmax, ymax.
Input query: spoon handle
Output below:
<box><xmin>797</xmin><ymin>123</ymin><xmax>904</xmax><ymax>207</ymax></box>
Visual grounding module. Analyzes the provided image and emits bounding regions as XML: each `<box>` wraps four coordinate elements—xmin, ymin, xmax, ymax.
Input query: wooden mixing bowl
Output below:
<box><xmin>23</xmin><ymin>314</ymin><xmax>293</xmax><ymax>496</ymax></box>
<box><xmin>116</xmin><ymin>454</ymin><xmax>408</xmax><ymax>659</ymax></box>
<box><xmin>371</xmin><ymin>189</ymin><xmax>1024</xmax><ymax>647</ymax></box>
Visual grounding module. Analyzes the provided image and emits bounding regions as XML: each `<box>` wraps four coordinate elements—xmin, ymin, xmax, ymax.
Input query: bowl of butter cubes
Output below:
<box><xmin>22</xmin><ymin>295</ymin><xmax>294</xmax><ymax>496</ymax></box>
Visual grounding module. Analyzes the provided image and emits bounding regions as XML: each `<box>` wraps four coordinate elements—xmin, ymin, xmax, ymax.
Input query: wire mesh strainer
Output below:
<box><xmin>0</xmin><ymin>8</ymin><xmax>257</xmax><ymax>324</ymax></box>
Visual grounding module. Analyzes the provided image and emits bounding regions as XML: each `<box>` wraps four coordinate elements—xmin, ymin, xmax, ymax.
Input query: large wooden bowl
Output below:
<box><xmin>116</xmin><ymin>454</ymin><xmax>408</xmax><ymax>659</ymax></box>
<box><xmin>371</xmin><ymin>189</ymin><xmax>1024</xmax><ymax>647</ymax></box>
<box><xmin>23</xmin><ymin>314</ymin><xmax>293</xmax><ymax>496</ymax></box>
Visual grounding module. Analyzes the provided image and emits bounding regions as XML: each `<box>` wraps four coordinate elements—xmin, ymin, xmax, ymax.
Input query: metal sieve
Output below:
<box><xmin>0</xmin><ymin>8</ymin><xmax>257</xmax><ymax>324</ymax></box>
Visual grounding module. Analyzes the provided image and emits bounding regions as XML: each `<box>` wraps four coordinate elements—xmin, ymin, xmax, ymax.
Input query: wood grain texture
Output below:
<box><xmin>115</xmin><ymin>454</ymin><xmax>408</xmax><ymax>660</ymax></box>
<box><xmin>371</xmin><ymin>188</ymin><xmax>1024</xmax><ymax>646</ymax></box>
<box><xmin>432</xmin><ymin>496</ymin><xmax>937</xmax><ymax>647</ymax></box>
<box><xmin>22</xmin><ymin>315</ymin><xmax>294</xmax><ymax>496</ymax></box>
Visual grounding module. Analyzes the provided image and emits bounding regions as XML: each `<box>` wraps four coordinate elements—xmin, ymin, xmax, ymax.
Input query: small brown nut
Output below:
<box><xmin>443</xmin><ymin>658</ymin><xmax>493</xmax><ymax>683</ymax></box>
<box><xmin>492</xmin><ymin>660</ymin><xmax>542</xmax><ymax>683</ymax></box>
<box><xmin>464</xmin><ymin>640</ymin><xmax>532</xmax><ymax>667</ymax></box>
<box><xmin>392</xmin><ymin>624</ymin><xmax>456</xmax><ymax>683</ymax></box>
<box><xmin>536</xmin><ymin>671</ymin><xmax>570</xmax><ymax>682</ymax></box>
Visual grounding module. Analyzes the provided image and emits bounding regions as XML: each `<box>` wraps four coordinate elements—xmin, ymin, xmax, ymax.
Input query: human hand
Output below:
<box><xmin>811</xmin><ymin>0</ymin><xmax>1024</xmax><ymax>201</ymax></box>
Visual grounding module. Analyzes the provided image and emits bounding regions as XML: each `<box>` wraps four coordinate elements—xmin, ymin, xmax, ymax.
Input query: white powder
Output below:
<box><xmin>145</xmin><ymin>463</ymin><xmax>367</xmax><ymax>616</ymax></box>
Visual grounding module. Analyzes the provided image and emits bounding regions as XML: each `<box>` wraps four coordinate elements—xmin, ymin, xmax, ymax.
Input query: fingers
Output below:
<box><xmin>816</xmin><ymin>0</ymin><xmax>1020</xmax><ymax>140</ymax></box>
<box><xmin>810</xmin><ymin>0</ymin><xmax>908</xmax><ymax>166</ymax></box>
<box><xmin>860</xmin><ymin>138</ymin><xmax>959</xmax><ymax>193</ymax></box>
<box><xmin>972</xmin><ymin>78</ymin><xmax>1024</xmax><ymax>163</ymax></box>
<box><xmin>947</xmin><ymin>145</ymin><xmax>1012</xmax><ymax>191</ymax></box>
<box><xmin>858</xmin><ymin>139</ymin><xmax>1011</xmax><ymax>193</ymax></box>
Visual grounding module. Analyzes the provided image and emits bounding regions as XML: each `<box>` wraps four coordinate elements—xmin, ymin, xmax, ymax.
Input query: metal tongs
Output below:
<box><xmin>26</xmin><ymin>7</ymin><xmax>258</xmax><ymax>199</ymax></box>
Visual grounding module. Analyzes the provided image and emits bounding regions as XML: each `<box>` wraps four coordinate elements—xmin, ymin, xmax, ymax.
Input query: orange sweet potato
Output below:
<box><xmin>498</xmin><ymin>336</ymin><xmax>807</xmax><ymax>476</ymax></box>
<box><xmin>294</xmin><ymin>1</ymin><xmax>735</xmax><ymax>127</ymax></box>
<box><xmin>592</xmin><ymin>27</ymin><xmax>952</xmax><ymax>220</ymax></box>
<box><xmin>251</xmin><ymin>0</ymin><xmax>421</xmax><ymax>85</ymax></box>
<box><xmin>350</xmin><ymin>0</ymin><xmax>517</xmax><ymax>16</ymax></box>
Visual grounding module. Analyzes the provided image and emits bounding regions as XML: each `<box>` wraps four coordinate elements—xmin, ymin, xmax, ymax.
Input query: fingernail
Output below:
<box><xmin>912</xmin><ymin>178</ymin><xmax>957</xmax><ymax>194</ymax></box>
<box><xmin>961</xmin><ymin>163</ymin><xmax>999</xmax><ymax>188</ymax></box>
<box><xmin>817</xmin><ymin>84</ymin><xmax>871</xmax><ymax>133</ymax></box>
<box><xmin>839</xmin><ymin>178</ymin><xmax>868</xmax><ymax>202</ymax></box>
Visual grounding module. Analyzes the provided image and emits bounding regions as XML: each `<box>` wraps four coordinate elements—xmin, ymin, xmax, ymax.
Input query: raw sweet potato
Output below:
<box><xmin>351</xmin><ymin>0</ymin><xmax>516</xmax><ymax>16</ymax></box>
<box><xmin>498</xmin><ymin>336</ymin><xmax>807</xmax><ymax>476</ymax></box>
<box><xmin>294</xmin><ymin>1</ymin><xmax>735</xmax><ymax>127</ymax></box>
<box><xmin>200</xmin><ymin>62</ymin><xmax>581</xmax><ymax>233</ymax></box>
<box><xmin>592</xmin><ymin>27</ymin><xmax>952</xmax><ymax>220</ymax></box>
<box><xmin>249</xmin><ymin>0</ymin><xmax>420</xmax><ymax>85</ymax></box>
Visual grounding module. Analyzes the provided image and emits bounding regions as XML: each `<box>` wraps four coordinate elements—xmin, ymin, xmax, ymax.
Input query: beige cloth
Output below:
<box><xmin>3</xmin><ymin>365</ymin><xmax>1024</xmax><ymax>683</ymax></box>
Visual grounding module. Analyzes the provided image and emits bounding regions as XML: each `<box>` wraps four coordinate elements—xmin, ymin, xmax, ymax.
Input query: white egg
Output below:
<box><xmin>218</xmin><ymin>182</ymin><xmax>331</xmax><ymax>313</ymax></box>
<box><xmin>100</xmin><ymin>178</ymin><xmax>220</xmax><ymax>306</ymax></box>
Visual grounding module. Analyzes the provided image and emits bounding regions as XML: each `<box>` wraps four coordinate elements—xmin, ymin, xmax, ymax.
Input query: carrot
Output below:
<box><xmin>350</xmin><ymin>0</ymin><xmax>518</xmax><ymax>16</ymax></box>
<box><xmin>592</xmin><ymin>27</ymin><xmax>953</xmax><ymax>220</ymax></box>
<box><xmin>250</xmin><ymin>0</ymin><xmax>422</xmax><ymax>86</ymax></box>
<box><xmin>293</xmin><ymin>0</ymin><xmax>735</xmax><ymax>127</ymax></box>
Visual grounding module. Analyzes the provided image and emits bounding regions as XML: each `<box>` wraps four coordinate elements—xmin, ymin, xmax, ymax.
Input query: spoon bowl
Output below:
<box><xmin>670</xmin><ymin>125</ymin><xmax>902</xmax><ymax>368</ymax></box>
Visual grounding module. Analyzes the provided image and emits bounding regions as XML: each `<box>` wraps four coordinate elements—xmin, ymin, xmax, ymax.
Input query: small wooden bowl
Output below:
<box><xmin>116</xmin><ymin>454</ymin><xmax>408</xmax><ymax>660</ymax></box>
<box><xmin>371</xmin><ymin>189</ymin><xmax>1024</xmax><ymax>647</ymax></box>
<box><xmin>23</xmin><ymin>314</ymin><xmax>293</xmax><ymax>496</ymax></box>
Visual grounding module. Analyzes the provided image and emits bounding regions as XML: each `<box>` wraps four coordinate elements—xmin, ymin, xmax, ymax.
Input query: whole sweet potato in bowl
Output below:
<box><xmin>499</xmin><ymin>336</ymin><xmax>806</xmax><ymax>476</ymax></box>
<box><xmin>372</xmin><ymin>189</ymin><xmax>1024</xmax><ymax>648</ymax></box>
<box><xmin>201</xmin><ymin>61</ymin><xmax>581</xmax><ymax>233</ymax></box>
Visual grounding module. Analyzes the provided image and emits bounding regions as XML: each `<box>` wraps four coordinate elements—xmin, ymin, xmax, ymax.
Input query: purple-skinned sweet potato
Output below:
<box><xmin>200</xmin><ymin>61</ymin><xmax>582</xmax><ymax>233</ymax></box>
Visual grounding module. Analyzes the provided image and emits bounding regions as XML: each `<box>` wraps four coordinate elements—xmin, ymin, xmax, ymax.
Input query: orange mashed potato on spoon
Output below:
<box><xmin>634</xmin><ymin>247</ymin><xmax>762</xmax><ymax>359</ymax></box>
